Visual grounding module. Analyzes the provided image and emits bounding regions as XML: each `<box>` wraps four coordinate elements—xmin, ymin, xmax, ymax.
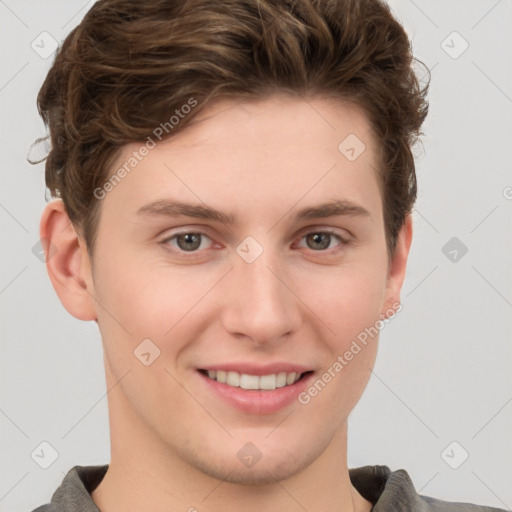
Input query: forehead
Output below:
<box><xmin>166</xmin><ymin>95</ymin><xmax>377</xmax><ymax>155</ymax></box>
<box><xmin>102</xmin><ymin>95</ymin><xmax>382</xmax><ymax>223</ymax></box>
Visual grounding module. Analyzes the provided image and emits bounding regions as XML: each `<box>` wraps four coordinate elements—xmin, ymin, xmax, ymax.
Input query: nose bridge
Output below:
<box><xmin>221</xmin><ymin>244</ymin><xmax>300</xmax><ymax>343</ymax></box>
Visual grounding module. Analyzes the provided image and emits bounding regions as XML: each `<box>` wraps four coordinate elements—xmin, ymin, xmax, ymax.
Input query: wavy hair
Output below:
<box><xmin>35</xmin><ymin>0</ymin><xmax>429</xmax><ymax>259</ymax></box>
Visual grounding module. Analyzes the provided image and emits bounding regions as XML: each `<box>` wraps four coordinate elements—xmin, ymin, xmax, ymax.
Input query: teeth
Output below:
<box><xmin>204</xmin><ymin>370</ymin><xmax>303</xmax><ymax>390</ymax></box>
<box><xmin>240</xmin><ymin>374</ymin><xmax>260</xmax><ymax>389</ymax></box>
<box><xmin>259</xmin><ymin>374</ymin><xmax>276</xmax><ymax>390</ymax></box>
<box><xmin>276</xmin><ymin>372</ymin><xmax>287</xmax><ymax>388</ymax></box>
<box><xmin>226</xmin><ymin>371</ymin><xmax>240</xmax><ymax>387</ymax></box>
<box><xmin>286</xmin><ymin>372</ymin><xmax>297</xmax><ymax>385</ymax></box>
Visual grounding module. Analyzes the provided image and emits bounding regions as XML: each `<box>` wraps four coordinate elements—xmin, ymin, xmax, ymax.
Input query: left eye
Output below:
<box><xmin>297</xmin><ymin>232</ymin><xmax>345</xmax><ymax>251</ymax></box>
<box><xmin>164</xmin><ymin>232</ymin><xmax>213</xmax><ymax>252</ymax></box>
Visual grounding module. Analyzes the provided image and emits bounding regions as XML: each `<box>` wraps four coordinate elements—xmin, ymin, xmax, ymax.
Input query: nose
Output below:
<box><xmin>220</xmin><ymin>249</ymin><xmax>302</xmax><ymax>346</ymax></box>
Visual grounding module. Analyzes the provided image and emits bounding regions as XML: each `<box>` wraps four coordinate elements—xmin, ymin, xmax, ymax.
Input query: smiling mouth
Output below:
<box><xmin>198</xmin><ymin>369</ymin><xmax>313</xmax><ymax>391</ymax></box>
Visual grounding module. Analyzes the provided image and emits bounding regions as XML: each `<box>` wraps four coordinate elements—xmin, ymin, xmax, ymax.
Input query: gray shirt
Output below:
<box><xmin>31</xmin><ymin>464</ymin><xmax>507</xmax><ymax>511</ymax></box>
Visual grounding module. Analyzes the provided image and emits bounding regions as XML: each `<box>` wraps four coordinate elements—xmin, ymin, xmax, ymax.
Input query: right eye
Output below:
<box><xmin>161</xmin><ymin>232</ymin><xmax>214</xmax><ymax>252</ymax></box>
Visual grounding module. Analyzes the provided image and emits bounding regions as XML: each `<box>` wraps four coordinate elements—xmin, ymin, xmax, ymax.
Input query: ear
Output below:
<box><xmin>40</xmin><ymin>199</ymin><xmax>97</xmax><ymax>321</ymax></box>
<box><xmin>380</xmin><ymin>214</ymin><xmax>413</xmax><ymax>318</ymax></box>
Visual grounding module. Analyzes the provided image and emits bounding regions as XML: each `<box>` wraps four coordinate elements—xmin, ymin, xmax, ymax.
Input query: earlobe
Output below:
<box><xmin>381</xmin><ymin>214</ymin><xmax>413</xmax><ymax>318</ymax></box>
<box><xmin>40</xmin><ymin>199</ymin><xmax>97</xmax><ymax>321</ymax></box>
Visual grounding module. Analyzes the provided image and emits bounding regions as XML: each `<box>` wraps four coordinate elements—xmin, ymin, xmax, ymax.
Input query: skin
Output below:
<box><xmin>41</xmin><ymin>95</ymin><xmax>412</xmax><ymax>512</ymax></box>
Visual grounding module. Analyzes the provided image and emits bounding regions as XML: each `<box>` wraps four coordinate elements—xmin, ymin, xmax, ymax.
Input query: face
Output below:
<box><xmin>83</xmin><ymin>95</ymin><xmax>406</xmax><ymax>484</ymax></box>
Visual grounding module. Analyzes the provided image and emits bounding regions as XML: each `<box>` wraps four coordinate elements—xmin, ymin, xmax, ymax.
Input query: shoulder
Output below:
<box><xmin>420</xmin><ymin>493</ymin><xmax>508</xmax><ymax>512</ymax></box>
<box><xmin>29</xmin><ymin>464</ymin><xmax>108</xmax><ymax>512</ymax></box>
<box><xmin>349</xmin><ymin>465</ymin><xmax>507</xmax><ymax>512</ymax></box>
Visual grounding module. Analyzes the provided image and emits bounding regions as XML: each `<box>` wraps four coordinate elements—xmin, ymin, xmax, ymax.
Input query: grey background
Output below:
<box><xmin>1</xmin><ymin>1</ymin><xmax>511</xmax><ymax>510</ymax></box>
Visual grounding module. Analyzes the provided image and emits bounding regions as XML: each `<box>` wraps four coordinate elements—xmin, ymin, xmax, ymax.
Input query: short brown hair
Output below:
<box><xmin>35</xmin><ymin>0</ymin><xmax>429</xmax><ymax>259</ymax></box>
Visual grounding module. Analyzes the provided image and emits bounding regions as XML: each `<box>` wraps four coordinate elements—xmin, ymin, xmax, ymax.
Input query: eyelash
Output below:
<box><xmin>160</xmin><ymin>229</ymin><xmax>352</xmax><ymax>255</ymax></box>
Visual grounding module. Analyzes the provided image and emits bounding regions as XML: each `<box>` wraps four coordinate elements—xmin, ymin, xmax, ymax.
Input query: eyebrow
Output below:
<box><xmin>135</xmin><ymin>199</ymin><xmax>372</xmax><ymax>224</ymax></box>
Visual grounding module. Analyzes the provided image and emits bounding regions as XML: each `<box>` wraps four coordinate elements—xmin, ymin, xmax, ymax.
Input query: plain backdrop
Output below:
<box><xmin>1</xmin><ymin>1</ymin><xmax>511</xmax><ymax>511</ymax></box>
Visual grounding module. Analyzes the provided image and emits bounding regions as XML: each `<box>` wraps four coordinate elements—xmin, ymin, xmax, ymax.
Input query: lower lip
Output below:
<box><xmin>198</xmin><ymin>371</ymin><xmax>315</xmax><ymax>415</ymax></box>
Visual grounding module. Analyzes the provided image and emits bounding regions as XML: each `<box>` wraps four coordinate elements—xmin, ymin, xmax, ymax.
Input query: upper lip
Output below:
<box><xmin>198</xmin><ymin>362</ymin><xmax>313</xmax><ymax>376</ymax></box>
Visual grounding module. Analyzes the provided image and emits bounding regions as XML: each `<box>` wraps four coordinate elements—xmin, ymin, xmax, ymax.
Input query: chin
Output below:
<box><xmin>184</xmin><ymin>444</ymin><xmax>314</xmax><ymax>486</ymax></box>
<box><xmin>200</xmin><ymin>462</ymin><xmax>307</xmax><ymax>486</ymax></box>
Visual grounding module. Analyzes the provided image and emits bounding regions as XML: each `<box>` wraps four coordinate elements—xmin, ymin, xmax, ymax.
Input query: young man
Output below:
<box><xmin>32</xmin><ymin>0</ymin><xmax>506</xmax><ymax>511</ymax></box>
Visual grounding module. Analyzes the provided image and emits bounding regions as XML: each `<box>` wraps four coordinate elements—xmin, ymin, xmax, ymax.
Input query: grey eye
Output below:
<box><xmin>305</xmin><ymin>233</ymin><xmax>333</xmax><ymax>250</ymax></box>
<box><xmin>175</xmin><ymin>233</ymin><xmax>203</xmax><ymax>251</ymax></box>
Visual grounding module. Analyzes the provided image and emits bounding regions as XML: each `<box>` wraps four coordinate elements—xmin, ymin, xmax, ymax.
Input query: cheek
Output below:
<box><xmin>92</xmin><ymin>244</ymin><xmax>224</xmax><ymax>356</ymax></box>
<box><xmin>91</xmin><ymin>252</ymin><xmax>214</xmax><ymax>419</ymax></box>
<box><xmin>297</xmin><ymin>267</ymin><xmax>383</xmax><ymax>416</ymax></box>
<box><xmin>294</xmin><ymin>258</ymin><xmax>387</xmax><ymax>342</ymax></box>
<box><xmin>292</xmin><ymin>258</ymin><xmax>386</xmax><ymax>408</ymax></box>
